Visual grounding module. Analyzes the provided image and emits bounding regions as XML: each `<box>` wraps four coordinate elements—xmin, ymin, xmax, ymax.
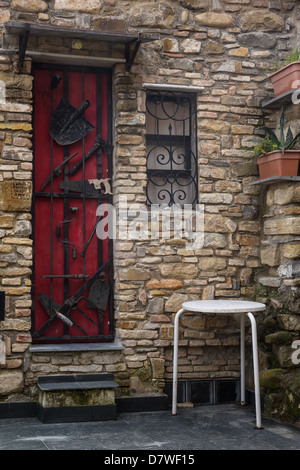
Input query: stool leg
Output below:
<box><xmin>240</xmin><ymin>314</ymin><xmax>246</xmax><ymax>405</ymax></box>
<box><xmin>247</xmin><ymin>312</ymin><xmax>262</xmax><ymax>429</ymax></box>
<box><xmin>172</xmin><ymin>308</ymin><xmax>184</xmax><ymax>416</ymax></box>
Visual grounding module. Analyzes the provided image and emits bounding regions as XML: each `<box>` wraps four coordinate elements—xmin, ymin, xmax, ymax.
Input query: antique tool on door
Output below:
<box><xmin>35</xmin><ymin>260</ymin><xmax>110</xmax><ymax>338</ymax></box>
<box><xmin>69</xmin><ymin>135</ymin><xmax>113</xmax><ymax>176</ymax></box>
<box><xmin>42</xmin><ymin>74</ymin><xmax>63</xmax><ymax>106</ymax></box>
<box><xmin>49</xmin><ymin>97</ymin><xmax>95</xmax><ymax>145</ymax></box>
<box><xmin>58</xmin><ymin>260</ymin><xmax>110</xmax><ymax>317</ymax></box>
<box><xmin>80</xmin><ymin>213</ymin><xmax>104</xmax><ymax>258</ymax></box>
<box><xmin>86</xmin><ymin>275</ymin><xmax>110</xmax><ymax>315</ymax></box>
<box><xmin>59</xmin><ymin>178</ymin><xmax>112</xmax><ymax>197</ymax></box>
<box><xmin>57</xmin><ymin>207</ymin><xmax>79</xmax><ymax>259</ymax></box>
<box><xmin>38</xmin><ymin>293</ymin><xmax>73</xmax><ymax>327</ymax></box>
<box><xmin>59</xmin><ymin>180</ymin><xmax>100</xmax><ymax>198</ymax></box>
<box><xmin>88</xmin><ymin>178</ymin><xmax>112</xmax><ymax>195</ymax></box>
<box><xmin>40</xmin><ymin>151</ymin><xmax>78</xmax><ymax>191</ymax></box>
<box><xmin>50</xmin><ymin>74</ymin><xmax>63</xmax><ymax>90</ymax></box>
<box><xmin>38</xmin><ymin>293</ymin><xmax>90</xmax><ymax>335</ymax></box>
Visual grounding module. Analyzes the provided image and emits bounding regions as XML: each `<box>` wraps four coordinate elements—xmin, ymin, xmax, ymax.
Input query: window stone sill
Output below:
<box><xmin>30</xmin><ymin>342</ymin><xmax>124</xmax><ymax>353</ymax></box>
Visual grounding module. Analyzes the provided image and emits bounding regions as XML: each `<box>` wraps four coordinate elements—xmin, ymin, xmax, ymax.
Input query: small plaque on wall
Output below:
<box><xmin>0</xmin><ymin>181</ymin><xmax>32</xmax><ymax>212</ymax></box>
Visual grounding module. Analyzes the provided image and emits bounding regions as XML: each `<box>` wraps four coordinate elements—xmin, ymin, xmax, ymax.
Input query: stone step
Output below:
<box><xmin>37</xmin><ymin>373</ymin><xmax>119</xmax><ymax>423</ymax></box>
<box><xmin>38</xmin><ymin>373</ymin><xmax>118</xmax><ymax>392</ymax></box>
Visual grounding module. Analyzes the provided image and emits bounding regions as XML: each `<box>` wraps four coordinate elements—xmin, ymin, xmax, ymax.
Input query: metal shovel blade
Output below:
<box><xmin>49</xmin><ymin>96</ymin><xmax>95</xmax><ymax>145</ymax></box>
<box><xmin>86</xmin><ymin>279</ymin><xmax>110</xmax><ymax>315</ymax></box>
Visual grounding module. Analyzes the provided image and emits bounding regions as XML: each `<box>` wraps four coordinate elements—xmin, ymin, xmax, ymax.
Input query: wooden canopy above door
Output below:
<box><xmin>4</xmin><ymin>22</ymin><xmax>160</xmax><ymax>70</ymax></box>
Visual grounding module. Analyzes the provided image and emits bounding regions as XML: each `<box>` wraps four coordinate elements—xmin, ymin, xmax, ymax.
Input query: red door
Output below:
<box><xmin>32</xmin><ymin>65</ymin><xmax>113</xmax><ymax>343</ymax></box>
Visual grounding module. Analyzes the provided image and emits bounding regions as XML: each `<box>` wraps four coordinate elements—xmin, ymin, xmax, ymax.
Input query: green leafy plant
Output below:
<box><xmin>253</xmin><ymin>107</ymin><xmax>300</xmax><ymax>157</ymax></box>
<box><xmin>251</xmin><ymin>136</ymin><xmax>277</xmax><ymax>159</ymax></box>
<box><xmin>268</xmin><ymin>48</ymin><xmax>300</xmax><ymax>74</ymax></box>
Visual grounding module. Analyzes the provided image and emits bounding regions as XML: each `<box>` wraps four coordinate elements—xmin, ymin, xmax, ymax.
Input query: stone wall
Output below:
<box><xmin>257</xmin><ymin>179</ymin><xmax>300</xmax><ymax>424</ymax></box>
<box><xmin>0</xmin><ymin>0</ymin><xmax>298</xmax><ymax>422</ymax></box>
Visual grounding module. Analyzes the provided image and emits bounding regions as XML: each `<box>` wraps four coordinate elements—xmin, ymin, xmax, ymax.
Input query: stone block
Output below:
<box><xmin>2</xmin><ymin>146</ymin><xmax>33</xmax><ymax>162</ymax></box>
<box><xmin>11</xmin><ymin>0</ymin><xmax>48</xmax><ymax>12</ymax></box>
<box><xmin>265</xmin><ymin>331</ymin><xmax>294</xmax><ymax>345</ymax></box>
<box><xmin>264</xmin><ymin>217</ymin><xmax>300</xmax><ymax>235</ymax></box>
<box><xmin>129</xmin><ymin>3</ymin><xmax>176</xmax><ymax>28</ymax></box>
<box><xmin>54</xmin><ymin>0</ymin><xmax>101</xmax><ymax>13</ymax></box>
<box><xmin>160</xmin><ymin>324</ymin><xmax>174</xmax><ymax>340</ymax></box>
<box><xmin>199</xmin><ymin>193</ymin><xmax>233</xmax><ymax>204</ymax></box>
<box><xmin>146</xmin><ymin>279</ymin><xmax>183</xmax><ymax>290</ymax></box>
<box><xmin>258</xmin><ymin>277</ymin><xmax>281</xmax><ymax>288</ymax></box>
<box><xmin>278</xmin><ymin>262</ymin><xmax>300</xmax><ymax>278</ymax></box>
<box><xmin>119</xmin><ymin>268</ymin><xmax>150</xmax><ymax>281</ymax></box>
<box><xmin>199</xmin><ymin>166</ymin><xmax>228</xmax><ymax>179</ymax></box>
<box><xmin>195</xmin><ymin>12</ymin><xmax>234</xmax><ymax>28</ymax></box>
<box><xmin>240</xmin><ymin>10</ymin><xmax>284</xmax><ymax>31</ymax></box>
<box><xmin>272</xmin><ymin>344</ymin><xmax>295</xmax><ymax>368</ymax></box>
<box><xmin>261</xmin><ymin>245</ymin><xmax>280</xmax><ymax>267</ymax></box>
<box><xmin>278</xmin><ymin>314</ymin><xmax>300</xmax><ymax>332</ymax></box>
<box><xmin>93</xmin><ymin>18</ymin><xmax>126</xmax><ymax>32</ymax></box>
<box><xmin>181</xmin><ymin>39</ymin><xmax>201</xmax><ymax>53</ymax></box>
<box><xmin>229</xmin><ymin>47</ymin><xmax>249</xmax><ymax>57</ymax></box>
<box><xmin>200</xmin><ymin>119</ymin><xmax>231</xmax><ymax>134</ymax></box>
<box><xmin>237</xmin><ymin>32</ymin><xmax>276</xmax><ymax>49</ymax></box>
<box><xmin>281</xmin><ymin>244</ymin><xmax>300</xmax><ymax>259</ymax></box>
<box><xmin>165</xmin><ymin>293</ymin><xmax>190</xmax><ymax>312</ymax></box>
<box><xmin>199</xmin><ymin>257</ymin><xmax>227</xmax><ymax>271</ymax></box>
<box><xmin>202</xmin><ymin>285</ymin><xmax>215</xmax><ymax>300</ymax></box>
<box><xmin>203</xmin><ymin>233</ymin><xmax>227</xmax><ymax>248</ymax></box>
<box><xmin>0</xmin><ymin>216</ymin><xmax>14</xmax><ymax>228</ymax></box>
<box><xmin>0</xmin><ymin>9</ymin><xmax>10</xmax><ymax>23</ymax></box>
<box><xmin>147</xmin><ymin>298</ymin><xmax>164</xmax><ymax>314</ymax></box>
<box><xmin>236</xmin><ymin>234</ymin><xmax>259</xmax><ymax>246</ymax></box>
<box><xmin>204</xmin><ymin>215</ymin><xmax>237</xmax><ymax>233</ymax></box>
<box><xmin>181</xmin><ymin>315</ymin><xmax>206</xmax><ymax>330</ymax></box>
<box><xmin>212</xmin><ymin>60</ymin><xmax>242</xmax><ymax>74</ymax></box>
<box><xmin>160</xmin><ymin>263</ymin><xmax>198</xmax><ymax>279</ymax></box>
<box><xmin>180</xmin><ymin>0</ymin><xmax>207</xmax><ymax>8</ymax></box>
<box><xmin>0</xmin><ymin>73</ymin><xmax>33</xmax><ymax>91</ymax></box>
<box><xmin>204</xmin><ymin>40</ymin><xmax>224</xmax><ymax>54</ymax></box>
<box><xmin>240</xmin><ymin>268</ymin><xmax>252</xmax><ymax>286</ymax></box>
<box><xmin>0</xmin><ymin>371</ymin><xmax>23</xmax><ymax>395</ymax></box>
<box><xmin>150</xmin><ymin>357</ymin><xmax>164</xmax><ymax>379</ymax></box>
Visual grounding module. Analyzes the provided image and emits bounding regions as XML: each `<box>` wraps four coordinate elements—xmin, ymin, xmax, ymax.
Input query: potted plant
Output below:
<box><xmin>269</xmin><ymin>48</ymin><xmax>300</xmax><ymax>97</ymax></box>
<box><xmin>252</xmin><ymin>107</ymin><xmax>300</xmax><ymax>179</ymax></box>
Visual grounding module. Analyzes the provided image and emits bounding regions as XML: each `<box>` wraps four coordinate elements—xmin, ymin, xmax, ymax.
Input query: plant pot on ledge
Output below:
<box><xmin>257</xmin><ymin>150</ymin><xmax>300</xmax><ymax>179</ymax></box>
<box><xmin>269</xmin><ymin>61</ymin><xmax>300</xmax><ymax>97</ymax></box>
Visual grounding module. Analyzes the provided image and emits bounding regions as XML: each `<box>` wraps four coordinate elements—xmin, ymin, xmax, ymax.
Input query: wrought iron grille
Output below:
<box><xmin>32</xmin><ymin>64</ymin><xmax>114</xmax><ymax>343</ymax></box>
<box><xmin>146</xmin><ymin>90</ymin><xmax>198</xmax><ymax>206</ymax></box>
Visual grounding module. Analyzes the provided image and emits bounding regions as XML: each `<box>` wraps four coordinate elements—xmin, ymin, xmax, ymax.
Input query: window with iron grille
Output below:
<box><xmin>146</xmin><ymin>89</ymin><xmax>198</xmax><ymax>206</ymax></box>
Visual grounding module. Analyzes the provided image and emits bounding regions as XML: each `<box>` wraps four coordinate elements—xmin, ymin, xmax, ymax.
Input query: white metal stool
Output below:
<box><xmin>172</xmin><ymin>300</ymin><xmax>266</xmax><ymax>429</ymax></box>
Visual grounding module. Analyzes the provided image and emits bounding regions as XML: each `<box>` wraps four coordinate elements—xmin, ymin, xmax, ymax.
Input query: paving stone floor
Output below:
<box><xmin>0</xmin><ymin>403</ymin><xmax>299</xmax><ymax>452</ymax></box>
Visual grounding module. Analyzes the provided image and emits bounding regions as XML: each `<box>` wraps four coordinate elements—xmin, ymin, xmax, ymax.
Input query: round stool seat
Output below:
<box><xmin>182</xmin><ymin>300</ymin><xmax>266</xmax><ymax>314</ymax></box>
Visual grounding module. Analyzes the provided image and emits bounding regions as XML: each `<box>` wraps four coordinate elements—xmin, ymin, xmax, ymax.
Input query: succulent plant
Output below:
<box><xmin>254</xmin><ymin>107</ymin><xmax>300</xmax><ymax>156</ymax></box>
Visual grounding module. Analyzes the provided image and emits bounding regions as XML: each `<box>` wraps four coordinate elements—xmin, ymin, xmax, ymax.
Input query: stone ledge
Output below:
<box><xmin>250</xmin><ymin>177</ymin><xmax>300</xmax><ymax>186</ymax></box>
<box><xmin>37</xmin><ymin>373</ymin><xmax>119</xmax><ymax>392</ymax></box>
<box><xmin>30</xmin><ymin>342</ymin><xmax>124</xmax><ymax>353</ymax></box>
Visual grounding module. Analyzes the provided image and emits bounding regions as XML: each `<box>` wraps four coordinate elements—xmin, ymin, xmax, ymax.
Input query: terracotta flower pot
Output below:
<box><xmin>269</xmin><ymin>61</ymin><xmax>300</xmax><ymax>97</ymax></box>
<box><xmin>257</xmin><ymin>150</ymin><xmax>300</xmax><ymax>179</ymax></box>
